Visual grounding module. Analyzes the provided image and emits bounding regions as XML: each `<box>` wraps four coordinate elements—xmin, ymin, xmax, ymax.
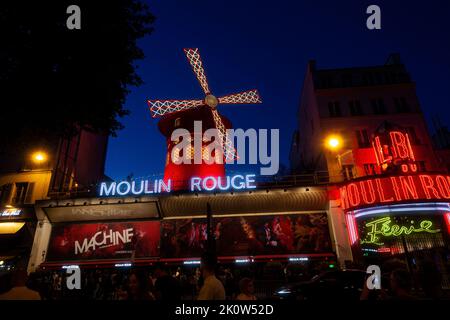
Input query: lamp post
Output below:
<box><xmin>324</xmin><ymin>134</ymin><xmax>352</xmax><ymax>181</ymax></box>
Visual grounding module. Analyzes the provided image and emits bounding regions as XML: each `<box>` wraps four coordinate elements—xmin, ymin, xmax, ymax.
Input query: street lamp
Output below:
<box><xmin>324</xmin><ymin>134</ymin><xmax>354</xmax><ymax>181</ymax></box>
<box><xmin>31</xmin><ymin>151</ymin><xmax>48</xmax><ymax>164</ymax></box>
<box><xmin>325</xmin><ymin>135</ymin><xmax>342</xmax><ymax>151</ymax></box>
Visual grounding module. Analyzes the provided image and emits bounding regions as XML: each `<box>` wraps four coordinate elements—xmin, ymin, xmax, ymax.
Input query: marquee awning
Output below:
<box><xmin>159</xmin><ymin>187</ymin><xmax>328</xmax><ymax>217</ymax></box>
<box><xmin>43</xmin><ymin>201</ymin><xmax>161</xmax><ymax>223</ymax></box>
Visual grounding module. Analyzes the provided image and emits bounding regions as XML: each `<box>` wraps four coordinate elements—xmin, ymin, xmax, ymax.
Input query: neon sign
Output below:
<box><xmin>190</xmin><ymin>174</ymin><xmax>256</xmax><ymax>192</ymax></box>
<box><xmin>99</xmin><ymin>174</ymin><xmax>257</xmax><ymax>196</ymax></box>
<box><xmin>99</xmin><ymin>179</ymin><xmax>171</xmax><ymax>196</ymax></box>
<box><xmin>361</xmin><ymin>217</ymin><xmax>440</xmax><ymax>245</ymax></box>
<box><xmin>339</xmin><ymin>174</ymin><xmax>450</xmax><ymax>211</ymax></box>
<box><xmin>445</xmin><ymin>213</ymin><xmax>450</xmax><ymax>234</ymax></box>
<box><xmin>0</xmin><ymin>209</ymin><xmax>22</xmax><ymax>217</ymax></box>
<box><xmin>372</xmin><ymin>130</ymin><xmax>417</xmax><ymax>174</ymax></box>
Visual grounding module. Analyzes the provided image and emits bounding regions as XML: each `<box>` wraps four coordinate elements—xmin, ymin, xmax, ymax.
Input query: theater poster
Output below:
<box><xmin>46</xmin><ymin>221</ymin><xmax>160</xmax><ymax>261</ymax></box>
<box><xmin>160</xmin><ymin>219</ymin><xmax>208</xmax><ymax>258</ymax></box>
<box><xmin>161</xmin><ymin>213</ymin><xmax>332</xmax><ymax>258</ymax></box>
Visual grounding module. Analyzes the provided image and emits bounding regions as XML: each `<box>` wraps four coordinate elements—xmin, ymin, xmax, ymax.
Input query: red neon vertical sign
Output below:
<box><xmin>445</xmin><ymin>213</ymin><xmax>450</xmax><ymax>234</ymax></box>
<box><xmin>345</xmin><ymin>214</ymin><xmax>359</xmax><ymax>245</ymax></box>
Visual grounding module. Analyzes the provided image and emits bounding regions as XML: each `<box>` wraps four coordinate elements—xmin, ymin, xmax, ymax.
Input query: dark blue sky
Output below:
<box><xmin>105</xmin><ymin>0</ymin><xmax>450</xmax><ymax>180</ymax></box>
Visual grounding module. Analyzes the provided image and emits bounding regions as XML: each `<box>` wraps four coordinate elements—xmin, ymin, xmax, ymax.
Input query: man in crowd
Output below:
<box><xmin>154</xmin><ymin>263</ymin><xmax>182</xmax><ymax>300</ymax></box>
<box><xmin>197</xmin><ymin>252</ymin><xmax>225</xmax><ymax>300</ymax></box>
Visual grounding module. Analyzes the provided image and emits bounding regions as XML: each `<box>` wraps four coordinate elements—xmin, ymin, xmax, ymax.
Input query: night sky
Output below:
<box><xmin>105</xmin><ymin>0</ymin><xmax>450</xmax><ymax>180</ymax></box>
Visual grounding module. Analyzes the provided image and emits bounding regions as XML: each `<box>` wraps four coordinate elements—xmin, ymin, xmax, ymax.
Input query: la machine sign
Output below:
<box><xmin>99</xmin><ymin>174</ymin><xmax>257</xmax><ymax>197</ymax></box>
<box><xmin>339</xmin><ymin>173</ymin><xmax>450</xmax><ymax>211</ymax></box>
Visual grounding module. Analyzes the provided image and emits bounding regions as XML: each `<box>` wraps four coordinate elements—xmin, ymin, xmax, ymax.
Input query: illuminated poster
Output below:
<box><xmin>46</xmin><ymin>221</ymin><xmax>160</xmax><ymax>261</ymax></box>
<box><xmin>160</xmin><ymin>213</ymin><xmax>332</xmax><ymax>258</ymax></box>
<box><xmin>160</xmin><ymin>219</ymin><xmax>208</xmax><ymax>258</ymax></box>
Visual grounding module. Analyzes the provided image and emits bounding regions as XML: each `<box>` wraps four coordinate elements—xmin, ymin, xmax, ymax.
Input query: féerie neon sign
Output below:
<box><xmin>98</xmin><ymin>174</ymin><xmax>257</xmax><ymax>196</ymax></box>
<box><xmin>361</xmin><ymin>217</ymin><xmax>440</xmax><ymax>245</ymax></box>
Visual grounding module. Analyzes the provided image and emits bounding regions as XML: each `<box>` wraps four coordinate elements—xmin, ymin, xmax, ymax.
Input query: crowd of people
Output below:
<box><xmin>0</xmin><ymin>253</ymin><xmax>261</xmax><ymax>300</ymax></box>
<box><xmin>0</xmin><ymin>254</ymin><xmax>447</xmax><ymax>300</ymax></box>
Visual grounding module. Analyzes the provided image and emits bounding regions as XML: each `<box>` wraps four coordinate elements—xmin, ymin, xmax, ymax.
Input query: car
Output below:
<box><xmin>273</xmin><ymin>269</ymin><xmax>367</xmax><ymax>300</ymax></box>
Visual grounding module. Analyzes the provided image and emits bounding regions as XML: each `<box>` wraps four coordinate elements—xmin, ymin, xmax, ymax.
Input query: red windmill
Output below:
<box><xmin>147</xmin><ymin>48</ymin><xmax>262</xmax><ymax>190</ymax></box>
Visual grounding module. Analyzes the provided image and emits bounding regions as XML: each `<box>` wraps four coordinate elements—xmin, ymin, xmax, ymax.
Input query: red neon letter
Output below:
<box><xmin>419</xmin><ymin>175</ymin><xmax>441</xmax><ymax>199</ymax></box>
<box><xmin>373</xmin><ymin>136</ymin><xmax>387</xmax><ymax>165</ymax></box>
<box><xmin>435</xmin><ymin>175</ymin><xmax>450</xmax><ymax>199</ymax></box>
<box><xmin>390</xmin><ymin>177</ymin><xmax>403</xmax><ymax>201</ymax></box>
<box><xmin>339</xmin><ymin>186</ymin><xmax>349</xmax><ymax>210</ymax></box>
<box><xmin>375</xmin><ymin>178</ymin><xmax>394</xmax><ymax>203</ymax></box>
<box><xmin>359</xmin><ymin>180</ymin><xmax>376</xmax><ymax>205</ymax></box>
<box><xmin>390</xmin><ymin>131</ymin><xmax>410</xmax><ymax>159</ymax></box>
<box><xmin>347</xmin><ymin>183</ymin><xmax>361</xmax><ymax>208</ymax></box>
<box><xmin>399</xmin><ymin>176</ymin><xmax>419</xmax><ymax>200</ymax></box>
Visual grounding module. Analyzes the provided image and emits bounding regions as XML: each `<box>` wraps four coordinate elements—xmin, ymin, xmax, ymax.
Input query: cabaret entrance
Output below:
<box><xmin>28</xmin><ymin>186</ymin><xmax>338</xmax><ymax>275</ymax></box>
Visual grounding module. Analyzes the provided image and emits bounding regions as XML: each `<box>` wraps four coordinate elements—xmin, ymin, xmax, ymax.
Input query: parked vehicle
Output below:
<box><xmin>273</xmin><ymin>269</ymin><xmax>367</xmax><ymax>300</ymax></box>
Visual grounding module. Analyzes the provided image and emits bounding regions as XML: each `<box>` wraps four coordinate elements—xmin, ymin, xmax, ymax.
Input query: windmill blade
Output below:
<box><xmin>211</xmin><ymin>108</ymin><xmax>237</xmax><ymax>161</ymax></box>
<box><xmin>218</xmin><ymin>89</ymin><xmax>262</xmax><ymax>104</ymax></box>
<box><xmin>183</xmin><ymin>48</ymin><xmax>211</xmax><ymax>95</ymax></box>
<box><xmin>147</xmin><ymin>99</ymin><xmax>204</xmax><ymax>118</ymax></box>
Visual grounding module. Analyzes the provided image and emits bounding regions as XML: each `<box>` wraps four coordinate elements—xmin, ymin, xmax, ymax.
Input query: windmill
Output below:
<box><xmin>147</xmin><ymin>48</ymin><xmax>262</xmax><ymax>190</ymax></box>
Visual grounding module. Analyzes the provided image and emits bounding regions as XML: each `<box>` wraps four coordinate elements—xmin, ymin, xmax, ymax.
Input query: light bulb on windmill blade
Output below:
<box><xmin>147</xmin><ymin>48</ymin><xmax>262</xmax><ymax>161</ymax></box>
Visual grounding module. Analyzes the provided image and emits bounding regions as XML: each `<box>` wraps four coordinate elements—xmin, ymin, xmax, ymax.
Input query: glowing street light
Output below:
<box><xmin>31</xmin><ymin>151</ymin><xmax>47</xmax><ymax>164</ymax></box>
<box><xmin>325</xmin><ymin>135</ymin><xmax>342</xmax><ymax>151</ymax></box>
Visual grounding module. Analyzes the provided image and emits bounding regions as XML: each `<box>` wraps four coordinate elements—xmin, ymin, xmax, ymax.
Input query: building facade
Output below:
<box><xmin>291</xmin><ymin>54</ymin><xmax>450</xmax><ymax>287</ymax></box>
<box><xmin>0</xmin><ymin>129</ymin><xmax>109</xmax><ymax>272</ymax></box>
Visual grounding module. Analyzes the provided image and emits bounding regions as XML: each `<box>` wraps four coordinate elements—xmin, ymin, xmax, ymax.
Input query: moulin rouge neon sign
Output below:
<box><xmin>361</xmin><ymin>217</ymin><xmax>440</xmax><ymax>245</ymax></box>
<box><xmin>339</xmin><ymin>127</ymin><xmax>450</xmax><ymax>210</ymax></box>
<box><xmin>340</xmin><ymin>174</ymin><xmax>450</xmax><ymax>211</ymax></box>
<box><xmin>98</xmin><ymin>174</ymin><xmax>257</xmax><ymax>197</ymax></box>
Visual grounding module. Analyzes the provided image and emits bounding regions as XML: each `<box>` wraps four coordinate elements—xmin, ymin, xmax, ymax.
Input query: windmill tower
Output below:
<box><xmin>147</xmin><ymin>48</ymin><xmax>262</xmax><ymax>190</ymax></box>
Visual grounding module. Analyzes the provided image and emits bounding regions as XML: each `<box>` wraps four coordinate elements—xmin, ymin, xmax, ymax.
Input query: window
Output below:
<box><xmin>417</xmin><ymin>161</ymin><xmax>426</xmax><ymax>172</ymax></box>
<box><xmin>349</xmin><ymin>100</ymin><xmax>363</xmax><ymax>116</ymax></box>
<box><xmin>12</xmin><ymin>182</ymin><xmax>32</xmax><ymax>205</ymax></box>
<box><xmin>394</xmin><ymin>97</ymin><xmax>410</xmax><ymax>113</ymax></box>
<box><xmin>342</xmin><ymin>165</ymin><xmax>355</xmax><ymax>181</ymax></box>
<box><xmin>322</xmin><ymin>76</ymin><xmax>333</xmax><ymax>88</ymax></box>
<box><xmin>342</xmin><ymin>74</ymin><xmax>352</xmax><ymax>87</ymax></box>
<box><xmin>355</xmin><ymin>129</ymin><xmax>370</xmax><ymax>148</ymax></box>
<box><xmin>328</xmin><ymin>101</ymin><xmax>342</xmax><ymax>117</ymax></box>
<box><xmin>363</xmin><ymin>73</ymin><xmax>375</xmax><ymax>85</ymax></box>
<box><xmin>371</xmin><ymin>98</ymin><xmax>386</xmax><ymax>114</ymax></box>
<box><xmin>0</xmin><ymin>183</ymin><xmax>13</xmax><ymax>205</ymax></box>
<box><xmin>384</xmin><ymin>72</ymin><xmax>392</xmax><ymax>84</ymax></box>
<box><xmin>363</xmin><ymin>164</ymin><xmax>377</xmax><ymax>176</ymax></box>
<box><xmin>375</xmin><ymin>73</ymin><xmax>383</xmax><ymax>85</ymax></box>
<box><xmin>406</xmin><ymin>127</ymin><xmax>420</xmax><ymax>144</ymax></box>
